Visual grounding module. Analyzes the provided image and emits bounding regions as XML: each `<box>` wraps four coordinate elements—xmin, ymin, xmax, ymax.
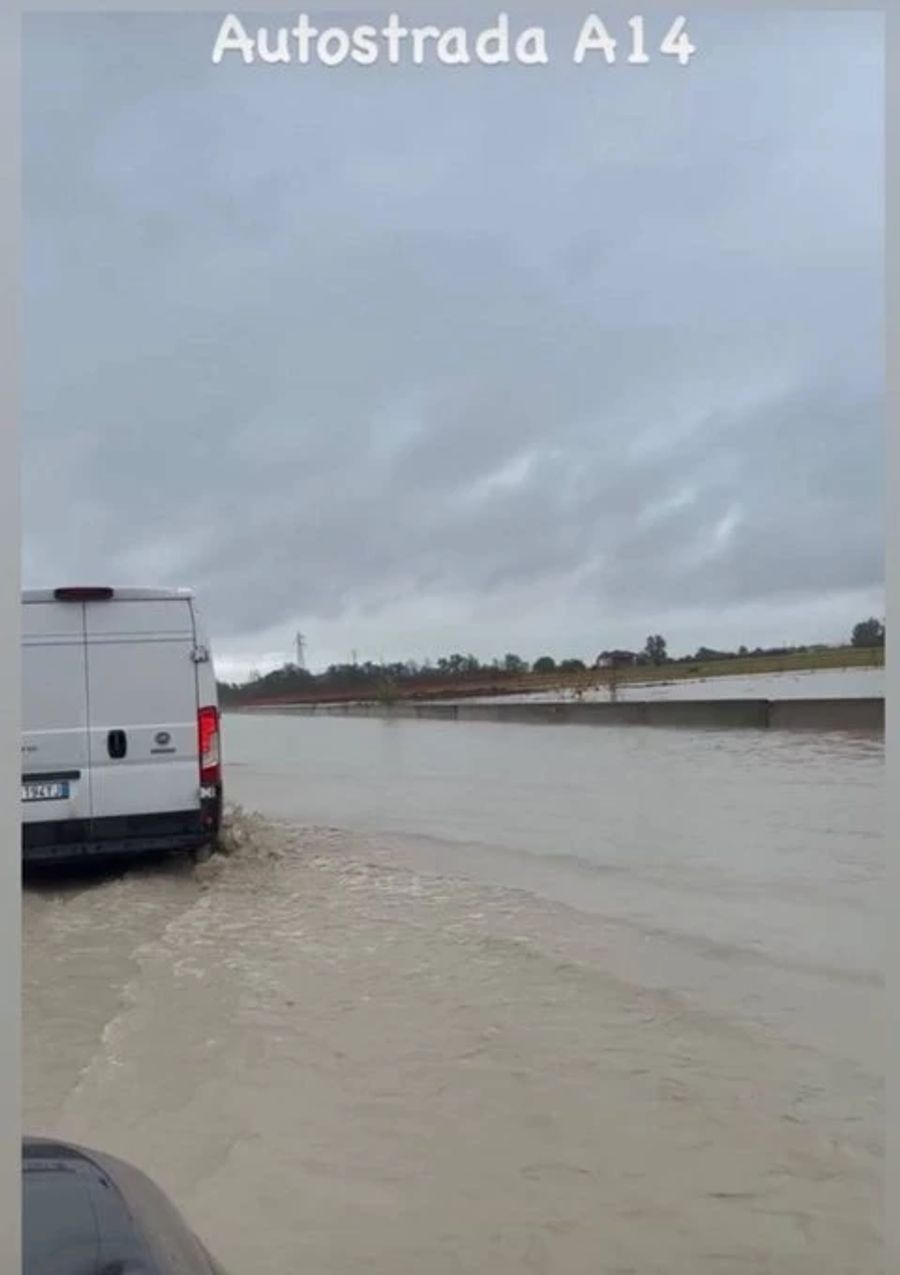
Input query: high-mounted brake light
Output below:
<box><xmin>54</xmin><ymin>587</ymin><xmax>115</xmax><ymax>602</ymax></box>
<box><xmin>198</xmin><ymin>706</ymin><xmax>221</xmax><ymax>786</ymax></box>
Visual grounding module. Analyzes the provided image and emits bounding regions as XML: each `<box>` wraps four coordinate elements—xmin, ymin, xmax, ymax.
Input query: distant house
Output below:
<box><xmin>594</xmin><ymin>649</ymin><xmax>636</xmax><ymax>669</ymax></box>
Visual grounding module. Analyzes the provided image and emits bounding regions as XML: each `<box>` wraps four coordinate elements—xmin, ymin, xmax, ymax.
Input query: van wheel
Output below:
<box><xmin>190</xmin><ymin>842</ymin><xmax>214</xmax><ymax>865</ymax></box>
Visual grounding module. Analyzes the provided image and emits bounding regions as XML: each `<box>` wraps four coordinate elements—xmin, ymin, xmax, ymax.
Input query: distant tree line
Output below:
<box><xmin>218</xmin><ymin>618</ymin><xmax>884</xmax><ymax>705</ymax></box>
<box><xmin>218</xmin><ymin>651</ymin><xmax>583</xmax><ymax>705</ymax></box>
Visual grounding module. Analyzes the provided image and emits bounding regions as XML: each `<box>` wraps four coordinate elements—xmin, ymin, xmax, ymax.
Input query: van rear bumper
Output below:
<box><xmin>22</xmin><ymin>807</ymin><xmax>217</xmax><ymax>866</ymax></box>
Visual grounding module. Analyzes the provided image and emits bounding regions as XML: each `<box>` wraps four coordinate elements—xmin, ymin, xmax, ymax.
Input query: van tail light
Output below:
<box><xmin>198</xmin><ymin>707</ymin><xmax>221</xmax><ymax>786</ymax></box>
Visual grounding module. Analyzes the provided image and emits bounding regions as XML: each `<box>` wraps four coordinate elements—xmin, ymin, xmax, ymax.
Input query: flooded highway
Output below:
<box><xmin>24</xmin><ymin>715</ymin><xmax>883</xmax><ymax>1274</ymax></box>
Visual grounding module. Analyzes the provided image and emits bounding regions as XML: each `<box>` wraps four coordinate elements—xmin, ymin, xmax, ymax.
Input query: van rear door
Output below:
<box><xmin>85</xmin><ymin>597</ymin><xmax>201</xmax><ymax>821</ymax></box>
<box><xmin>21</xmin><ymin>598</ymin><xmax>91</xmax><ymax>826</ymax></box>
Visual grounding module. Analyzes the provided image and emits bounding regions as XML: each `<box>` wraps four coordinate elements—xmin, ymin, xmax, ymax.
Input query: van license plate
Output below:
<box><xmin>22</xmin><ymin>781</ymin><xmax>69</xmax><ymax>802</ymax></box>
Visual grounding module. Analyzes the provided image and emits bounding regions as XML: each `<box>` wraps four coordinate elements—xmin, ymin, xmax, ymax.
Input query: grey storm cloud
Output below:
<box><xmin>23</xmin><ymin>11</ymin><xmax>883</xmax><ymax>671</ymax></box>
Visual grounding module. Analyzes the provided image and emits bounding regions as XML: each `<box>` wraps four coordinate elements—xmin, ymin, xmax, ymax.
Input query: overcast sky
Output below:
<box><xmin>24</xmin><ymin>11</ymin><xmax>883</xmax><ymax>680</ymax></box>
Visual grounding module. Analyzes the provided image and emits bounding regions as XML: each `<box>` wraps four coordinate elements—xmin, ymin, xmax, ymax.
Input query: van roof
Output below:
<box><xmin>22</xmin><ymin>587</ymin><xmax>194</xmax><ymax>603</ymax></box>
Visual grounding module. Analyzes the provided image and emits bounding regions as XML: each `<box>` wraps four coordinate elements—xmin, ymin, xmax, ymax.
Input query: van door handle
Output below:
<box><xmin>107</xmin><ymin>730</ymin><xmax>127</xmax><ymax>760</ymax></box>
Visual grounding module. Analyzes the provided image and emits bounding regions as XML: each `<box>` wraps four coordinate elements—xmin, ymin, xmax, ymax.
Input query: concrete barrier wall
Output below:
<box><xmin>766</xmin><ymin>698</ymin><xmax>884</xmax><ymax>733</ymax></box>
<box><xmin>242</xmin><ymin>697</ymin><xmax>884</xmax><ymax>734</ymax></box>
<box><xmin>453</xmin><ymin>700</ymin><xmax>772</xmax><ymax>728</ymax></box>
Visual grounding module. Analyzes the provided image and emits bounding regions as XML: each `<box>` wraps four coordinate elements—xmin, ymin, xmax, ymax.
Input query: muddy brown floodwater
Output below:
<box><xmin>24</xmin><ymin>716</ymin><xmax>883</xmax><ymax>1275</ymax></box>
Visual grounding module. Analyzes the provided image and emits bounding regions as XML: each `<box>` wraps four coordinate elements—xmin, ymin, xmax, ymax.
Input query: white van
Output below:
<box><xmin>22</xmin><ymin>586</ymin><xmax>222</xmax><ymax>866</ymax></box>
